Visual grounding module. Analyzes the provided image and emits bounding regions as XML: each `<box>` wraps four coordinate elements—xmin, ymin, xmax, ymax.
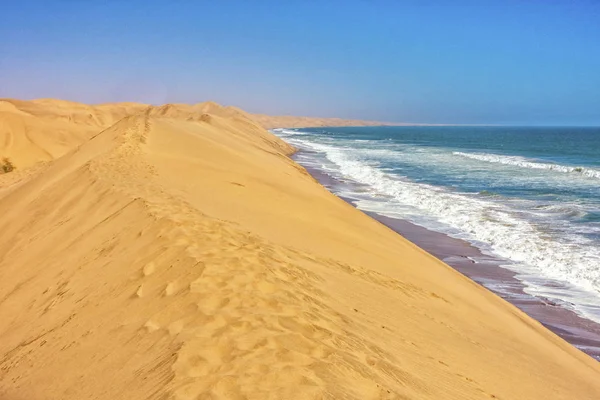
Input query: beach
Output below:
<box><xmin>1</xmin><ymin>99</ymin><xmax>600</xmax><ymax>399</ymax></box>
<box><xmin>304</xmin><ymin>161</ymin><xmax>600</xmax><ymax>360</ymax></box>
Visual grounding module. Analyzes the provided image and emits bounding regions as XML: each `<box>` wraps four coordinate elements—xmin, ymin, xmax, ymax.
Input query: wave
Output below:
<box><xmin>271</xmin><ymin>128</ymin><xmax>310</xmax><ymax>136</ymax></box>
<box><xmin>478</xmin><ymin>190</ymin><xmax>500</xmax><ymax>197</ymax></box>
<box><xmin>297</xmin><ymin>140</ymin><xmax>600</xmax><ymax>321</ymax></box>
<box><xmin>453</xmin><ymin>152</ymin><xmax>600</xmax><ymax>179</ymax></box>
<box><xmin>529</xmin><ymin>204</ymin><xmax>597</xmax><ymax>222</ymax></box>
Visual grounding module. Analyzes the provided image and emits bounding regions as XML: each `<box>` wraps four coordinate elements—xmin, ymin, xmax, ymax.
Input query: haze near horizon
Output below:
<box><xmin>1</xmin><ymin>0</ymin><xmax>599</xmax><ymax>125</ymax></box>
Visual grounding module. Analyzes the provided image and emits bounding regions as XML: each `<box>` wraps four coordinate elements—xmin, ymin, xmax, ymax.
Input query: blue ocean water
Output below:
<box><xmin>274</xmin><ymin>126</ymin><xmax>600</xmax><ymax>323</ymax></box>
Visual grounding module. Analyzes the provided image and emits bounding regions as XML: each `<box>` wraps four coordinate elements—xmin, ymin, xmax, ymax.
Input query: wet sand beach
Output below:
<box><xmin>303</xmin><ymin>160</ymin><xmax>600</xmax><ymax>361</ymax></box>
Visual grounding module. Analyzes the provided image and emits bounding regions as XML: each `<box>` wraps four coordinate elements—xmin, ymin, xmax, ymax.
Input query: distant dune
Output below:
<box><xmin>0</xmin><ymin>98</ymin><xmax>599</xmax><ymax>399</ymax></box>
<box><xmin>252</xmin><ymin>113</ymin><xmax>394</xmax><ymax>129</ymax></box>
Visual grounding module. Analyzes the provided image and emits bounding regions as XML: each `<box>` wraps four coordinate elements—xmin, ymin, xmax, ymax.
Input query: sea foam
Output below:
<box><xmin>453</xmin><ymin>151</ymin><xmax>600</xmax><ymax>179</ymax></box>
<box><xmin>294</xmin><ymin>140</ymin><xmax>600</xmax><ymax>322</ymax></box>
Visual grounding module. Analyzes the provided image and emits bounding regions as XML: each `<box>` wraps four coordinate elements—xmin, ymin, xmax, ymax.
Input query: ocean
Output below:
<box><xmin>274</xmin><ymin>126</ymin><xmax>600</xmax><ymax>328</ymax></box>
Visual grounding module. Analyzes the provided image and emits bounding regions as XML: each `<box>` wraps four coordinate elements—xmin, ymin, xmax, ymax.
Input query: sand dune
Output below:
<box><xmin>0</xmin><ymin>99</ymin><xmax>265</xmax><ymax>170</ymax></box>
<box><xmin>252</xmin><ymin>113</ymin><xmax>393</xmax><ymax>129</ymax></box>
<box><xmin>0</xmin><ymin>98</ymin><xmax>143</xmax><ymax>169</ymax></box>
<box><xmin>0</xmin><ymin>99</ymin><xmax>599</xmax><ymax>399</ymax></box>
<box><xmin>0</xmin><ymin>97</ymin><xmax>394</xmax><ymax>173</ymax></box>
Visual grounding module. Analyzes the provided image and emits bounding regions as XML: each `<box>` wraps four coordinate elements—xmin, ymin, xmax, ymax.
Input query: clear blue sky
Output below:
<box><xmin>1</xmin><ymin>0</ymin><xmax>599</xmax><ymax>125</ymax></box>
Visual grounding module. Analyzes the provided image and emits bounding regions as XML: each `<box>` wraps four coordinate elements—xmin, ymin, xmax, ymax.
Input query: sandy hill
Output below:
<box><xmin>0</xmin><ymin>98</ymin><xmax>144</xmax><ymax>170</ymax></box>
<box><xmin>0</xmin><ymin>99</ymin><xmax>600</xmax><ymax>399</ymax></box>
<box><xmin>0</xmin><ymin>99</ymin><xmax>266</xmax><ymax>171</ymax></box>
<box><xmin>252</xmin><ymin>113</ymin><xmax>392</xmax><ymax>129</ymax></box>
<box><xmin>0</xmin><ymin>97</ymin><xmax>391</xmax><ymax>175</ymax></box>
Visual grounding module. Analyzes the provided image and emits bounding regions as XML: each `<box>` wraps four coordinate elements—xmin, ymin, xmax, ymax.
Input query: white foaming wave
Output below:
<box><xmin>282</xmin><ymin>129</ymin><xmax>310</xmax><ymax>136</ymax></box>
<box><xmin>300</xmin><ymin>141</ymin><xmax>600</xmax><ymax>320</ymax></box>
<box><xmin>270</xmin><ymin>128</ymin><xmax>311</xmax><ymax>136</ymax></box>
<box><xmin>538</xmin><ymin>205</ymin><xmax>595</xmax><ymax>221</ymax></box>
<box><xmin>453</xmin><ymin>151</ymin><xmax>600</xmax><ymax>179</ymax></box>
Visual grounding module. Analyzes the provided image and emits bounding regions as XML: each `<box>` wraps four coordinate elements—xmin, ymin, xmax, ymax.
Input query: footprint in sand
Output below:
<box><xmin>142</xmin><ymin>262</ymin><xmax>155</xmax><ymax>276</ymax></box>
<box><xmin>165</xmin><ymin>281</ymin><xmax>178</xmax><ymax>296</ymax></box>
<box><xmin>135</xmin><ymin>284</ymin><xmax>144</xmax><ymax>298</ymax></box>
<box><xmin>144</xmin><ymin>320</ymin><xmax>160</xmax><ymax>332</ymax></box>
<box><xmin>168</xmin><ymin>320</ymin><xmax>185</xmax><ymax>336</ymax></box>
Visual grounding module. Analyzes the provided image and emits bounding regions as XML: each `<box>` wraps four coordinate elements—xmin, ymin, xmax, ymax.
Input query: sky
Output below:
<box><xmin>1</xmin><ymin>0</ymin><xmax>599</xmax><ymax>125</ymax></box>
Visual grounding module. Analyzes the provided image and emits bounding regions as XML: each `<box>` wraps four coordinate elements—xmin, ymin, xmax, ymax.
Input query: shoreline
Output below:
<box><xmin>300</xmin><ymin>157</ymin><xmax>600</xmax><ymax>361</ymax></box>
<box><xmin>3</xmin><ymin>99</ymin><xmax>600</xmax><ymax>398</ymax></box>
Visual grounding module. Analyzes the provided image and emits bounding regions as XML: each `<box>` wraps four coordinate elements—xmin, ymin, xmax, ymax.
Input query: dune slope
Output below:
<box><xmin>0</xmin><ymin>98</ymin><xmax>146</xmax><ymax>170</ymax></box>
<box><xmin>0</xmin><ymin>98</ymin><xmax>266</xmax><ymax>171</ymax></box>
<box><xmin>0</xmin><ymin>102</ymin><xmax>599</xmax><ymax>399</ymax></box>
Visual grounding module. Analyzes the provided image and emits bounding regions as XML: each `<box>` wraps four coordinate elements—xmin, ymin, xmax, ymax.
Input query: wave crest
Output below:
<box><xmin>453</xmin><ymin>152</ymin><xmax>600</xmax><ymax>179</ymax></box>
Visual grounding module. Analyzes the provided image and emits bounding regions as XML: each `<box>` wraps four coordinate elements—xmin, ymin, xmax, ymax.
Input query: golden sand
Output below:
<box><xmin>0</xmin><ymin>99</ymin><xmax>599</xmax><ymax>399</ymax></box>
<box><xmin>252</xmin><ymin>113</ymin><xmax>392</xmax><ymax>129</ymax></box>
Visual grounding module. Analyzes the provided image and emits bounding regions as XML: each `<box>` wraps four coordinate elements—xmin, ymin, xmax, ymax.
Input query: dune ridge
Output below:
<box><xmin>0</xmin><ymin>98</ymin><xmax>600</xmax><ymax>399</ymax></box>
<box><xmin>0</xmin><ymin>99</ymin><xmax>267</xmax><ymax>171</ymax></box>
<box><xmin>0</xmin><ymin>99</ymin><xmax>390</xmax><ymax>171</ymax></box>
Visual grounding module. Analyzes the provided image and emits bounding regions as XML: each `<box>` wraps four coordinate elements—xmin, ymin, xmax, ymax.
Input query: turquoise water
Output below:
<box><xmin>274</xmin><ymin>126</ymin><xmax>600</xmax><ymax>323</ymax></box>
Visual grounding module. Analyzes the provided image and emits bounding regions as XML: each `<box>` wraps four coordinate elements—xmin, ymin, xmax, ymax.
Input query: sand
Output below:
<box><xmin>0</xmin><ymin>99</ymin><xmax>258</xmax><ymax>170</ymax></box>
<box><xmin>0</xmin><ymin>99</ymin><xmax>599</xmax><ymax>399</ymax></box>
<box><xmin>305</xmin><ymin>162</ymin><xmax>600</xmax><ymax>360</ymax></box>
<box><xmin>251</xmin><ymin>113</ymin><xmax>394</xmax><ymax>129</ymax></box>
